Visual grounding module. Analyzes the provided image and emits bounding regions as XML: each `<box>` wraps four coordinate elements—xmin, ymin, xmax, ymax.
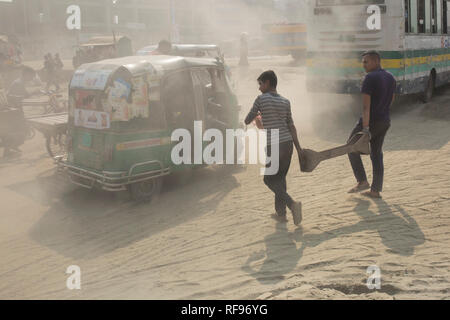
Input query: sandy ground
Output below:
<box><xmin>0</xmin><ymin>56</ymin><xmax>449</xmax><ymax>300</ymax></box>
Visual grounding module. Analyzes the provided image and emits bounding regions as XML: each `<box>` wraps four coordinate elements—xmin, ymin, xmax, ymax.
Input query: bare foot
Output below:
<box><xmin>348</xmin><ymin>181</ymin><xmax>370</xmax><ymax>194</ymax></box>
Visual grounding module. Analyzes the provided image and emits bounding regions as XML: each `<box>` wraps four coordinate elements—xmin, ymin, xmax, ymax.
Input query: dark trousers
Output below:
<box><xmin>264</xmin><ymin>141</ymin><xmax>294</xmax><ymax>216</ymax></box>
<box><xmin>348</xmin><ymin>120</ymin><xmax>391</xmax><ymax>192</ymax></box>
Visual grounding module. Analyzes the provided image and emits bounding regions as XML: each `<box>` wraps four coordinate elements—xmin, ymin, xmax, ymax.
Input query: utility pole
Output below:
<box><xmin>169</xmin><ymin>0</ymin><xmax>174</xmax><ymax>42</ymax></box>
<box><xmin>21</xmin><ymin>0</ymin><xmax>29</xmax><ymax>37</ymax></box>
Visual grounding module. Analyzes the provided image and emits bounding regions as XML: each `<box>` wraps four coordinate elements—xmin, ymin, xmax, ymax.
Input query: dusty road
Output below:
<box><xmin>0</xmin><ymin>57</ymin><xmax>449</xmax><ymax>299</ymax></box>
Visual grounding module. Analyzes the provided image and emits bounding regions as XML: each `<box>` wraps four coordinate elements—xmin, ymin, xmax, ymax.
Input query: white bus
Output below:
<box><xmin>307</xmin><ymin>0</ymin><xmax>450</xmax><ymax>102</ymax></box>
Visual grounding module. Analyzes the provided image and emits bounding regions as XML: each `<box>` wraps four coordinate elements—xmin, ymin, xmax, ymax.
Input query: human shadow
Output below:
<box><xmin>24</xmin><ymin>164</ymin><xmax>241</xmax><ymax>260</ymax></box>
<box><xmin>301</xmin><ymin>198</ymin><xmax>425</xmax><ymax>256</ymax></box>
<box><xmin>242</xmin><ymin>222</ymin><xmax>305</xmax><ymax>285</ymax></box>
<box><xmin>243</xmin><ymin>198</ymin><xmax>425</xmax><ymax>284</ymax></box>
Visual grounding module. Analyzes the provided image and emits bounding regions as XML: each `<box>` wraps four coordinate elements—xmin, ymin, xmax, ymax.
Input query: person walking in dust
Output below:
<box><xmin>44</xmin><ymin>53</ymin><xmax>60</xmax><ymax>92</ymax></box>
<box><xmin>54</xmin><ymin>53</ymin><xmax>64</xmax><ymax>85</ymax></box>
<box><xmin>347</xmin><ymin>50</ymin><xmax>396</xmax><ymax>199</ymax></box>
<box><xmin>244</xmin><ymin>70</ymin><xmax>303</xmax><ymax>225</ymax></box>
<box><xmin>239</xmin><ymin>33</ymin><xmax>249</xmax><ymax>66</ymax></box>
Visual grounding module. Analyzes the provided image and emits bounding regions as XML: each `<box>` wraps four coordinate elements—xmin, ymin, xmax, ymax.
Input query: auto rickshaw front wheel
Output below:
<box><xmin>129</xmin><ymin>177</ymin><xmax>163</xmax><ymax>202</ymax></box>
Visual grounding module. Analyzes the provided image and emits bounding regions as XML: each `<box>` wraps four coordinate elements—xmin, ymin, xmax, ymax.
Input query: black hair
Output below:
<box><xmin>362</xmin><ymin>50</ymin><xmax>381</xmax><ymax>62</ymax></box>
<box><xmin>257</xmin><ymin>70</ymin><xmax>277</xmax><ymax>88</ymax></box>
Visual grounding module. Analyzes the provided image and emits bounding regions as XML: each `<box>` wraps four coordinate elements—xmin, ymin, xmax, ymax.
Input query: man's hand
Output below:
<box><xmin>288</xmin><ymin>123</ymin><xmax>302</xmax><ymax>155</ymax></box>
<box><xmin>254</xmin><ymin>112</ymin><xmax>263</xmax><ymax>129</ymax></box>
<box><xmin>362</xmin><ymin>127</ymin><xmax>371</xmax><ymax>139</ymax></box>
<box><xmin>298</xmin><ymin>148</ymin><xmax>308</xmax><ymax>172</ymax></box>
<box><xmin>297</xmin><ymin>148</ymin><xmax>305</xmax><ymax>161</ymax></box>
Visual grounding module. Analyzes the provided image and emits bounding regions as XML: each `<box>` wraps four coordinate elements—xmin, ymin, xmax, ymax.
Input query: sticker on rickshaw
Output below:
<box><xmin>129</xmin><ymin>77</ymin><xmax>149</xmax><ymax>118</ymax></box>
<box><xmin>75</xmin><ymin>109</ymin><xmax>110</xmax><ymax>130</ymax></box>
<box><xmin>106</xmin><ymin>78</ymin><xmax>132</xmax><ymax>121</ymax></box>
<box><xmin>70</xmin><ymin>69</ymin><xmax>113</xmax><ymax>90</ymax></box>
<box><xmin>110</xmin><ymin>78</ymin><xmax>131</xmax><ymax>99</ymax></box>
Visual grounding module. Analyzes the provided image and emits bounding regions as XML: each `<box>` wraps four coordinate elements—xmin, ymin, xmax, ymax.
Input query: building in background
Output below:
<box><xmin>0</xmin><ymin>0</ymin><xmax>304</xmax><ymax>59</ymax></box>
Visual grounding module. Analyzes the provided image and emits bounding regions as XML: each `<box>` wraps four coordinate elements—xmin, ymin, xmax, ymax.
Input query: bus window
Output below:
<box><xmin>444</xmin><ymin>0</ymin><xmax>449</xmax><ymax>33</ymax></box>
<box><xmin>425</xmin><ymin>0</ymin><xmax>432</xmax><ymax>33</ymax></box>
<box><xmin>431</xmin><ymin>0</ymin><xmax>443</xmax><ymax>33</ymax></box>
<box><xmin>409</xmin><ymin>0</ymin><xmax>419</xmax><ymax>33</ymax></box>
<box><xmin>432</xmin><ymin>0</ymin><xmax>437</xmax><ymax>33</ymax></box>
<box><xmin>405</xmin><ymin>0</ymin><xmax>410</xmax><ymax>33</ymax></box>
<box><xmin>436</xmin><ymin>0</ymin><xmax>442</xmax><ymax>33</ymax></box>
<box><xmin>418</xmin><ymin>0</ymin><xmax>427</xmax><ymax>33</ymax></box>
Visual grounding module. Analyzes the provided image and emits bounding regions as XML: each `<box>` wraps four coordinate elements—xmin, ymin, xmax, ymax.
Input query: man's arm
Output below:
<box><xmin>362</xmin><ymin>93</ymin><xmax>371</xmax><ymax>129</ymax></box>
<box><xmin>391</xmin><ymin>81</ymin><xmax>396</xmax><ymax>106</ymax></box>
<box><xmin>244</xmin><ymin>98</ymin><xmax>260</xmax><ymax>125</ymax></box>
<box><xmin>286</xmin><ymin>101</ymin><xmax>301</xmax><ymax>153</ymax></box>
<box><xmin>289</xmin><ymin>123</ymin><xmax>302</xmax><ymax>153</ymax></box>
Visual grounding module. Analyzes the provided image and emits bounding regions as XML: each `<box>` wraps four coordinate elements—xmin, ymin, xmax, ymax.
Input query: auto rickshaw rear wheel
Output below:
<box><xmin>46</xmin><ymin>132</ymin><xmax>67</xmax><ymax>158</ymax></box>
<box><xmin>129</xmin><ymin>177</ymin><xmax>163</xmax><ymax>202</ymax></box>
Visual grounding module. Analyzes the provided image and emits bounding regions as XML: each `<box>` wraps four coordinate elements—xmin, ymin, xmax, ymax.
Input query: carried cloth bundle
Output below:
<box><xmin>299</xmin><ymin>132</ymin><xmax>371</xmax><ymax>173</ymax></box>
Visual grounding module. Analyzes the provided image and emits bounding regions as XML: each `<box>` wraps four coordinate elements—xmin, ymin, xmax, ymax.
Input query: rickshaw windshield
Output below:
<box><xmin>69</xmin><ymin>65</ymin><xmax>165</xmax><ymax>132</ymax></box>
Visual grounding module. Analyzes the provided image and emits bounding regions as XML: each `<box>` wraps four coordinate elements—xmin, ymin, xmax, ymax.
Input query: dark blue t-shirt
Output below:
<box><xmin>361</xmin><ymin>68</ymin><xmax>396</xmax><ymax>123</ymax></box>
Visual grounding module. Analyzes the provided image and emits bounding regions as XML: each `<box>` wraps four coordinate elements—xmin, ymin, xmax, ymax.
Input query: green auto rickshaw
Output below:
<box><xmin>57</xmin><ymin>55</ymin><xmax>241</xmax><ymax>201</ymax></box>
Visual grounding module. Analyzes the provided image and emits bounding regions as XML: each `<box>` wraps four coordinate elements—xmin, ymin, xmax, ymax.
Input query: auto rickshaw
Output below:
<box><xmin>57</xmin><ymin>55</ymin><xmax>240</xmax><ymax>201</ymax></box>
<box><xmin>73</xmin><ymin>35</ymin><xmax>133</xmax><ymax>69</ymax></box>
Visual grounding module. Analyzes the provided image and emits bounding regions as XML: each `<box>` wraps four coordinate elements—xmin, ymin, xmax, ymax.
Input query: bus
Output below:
<box><xmin>262</xmin><ymin>23</ymin><xmax>307</xmax><ymax>60</ymax></box>
<box><xmin>306</xmin><ymin>0</ymin><xmax>450</xmax><ymax>103</ymax></box>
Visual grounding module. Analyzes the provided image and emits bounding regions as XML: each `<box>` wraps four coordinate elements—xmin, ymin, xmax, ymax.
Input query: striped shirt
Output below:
<box><xmin>245</xmin><ymin>92</ymin><xmax>293</xmax><ymax>145</ymax></box>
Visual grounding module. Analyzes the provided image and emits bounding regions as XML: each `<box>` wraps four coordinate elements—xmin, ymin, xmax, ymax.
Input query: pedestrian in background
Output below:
<box><xmin>54</xmin><ymin>53</ymin><xmax>64</xmax><ymax>86</ymax></box>
<box><xmin>239</xmin><ymin>32</ymin><xmax>249</xmax><ymax>67</ymax></box>
<box><xmin>44</xmin><ymin>53</ymin><xmax>59</xmax><ymax>92</ymax></box>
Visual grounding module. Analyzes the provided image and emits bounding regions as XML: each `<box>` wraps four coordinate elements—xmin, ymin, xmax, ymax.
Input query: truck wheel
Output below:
<box><xmin>130</xmin><ymin>178</ymin><xmax>163</xmax><ymax>202</ymax></box>
<box><xmin>422</xmin><ymin>72</ymin><xmax>435</xmax><ymax>103</ymax></box>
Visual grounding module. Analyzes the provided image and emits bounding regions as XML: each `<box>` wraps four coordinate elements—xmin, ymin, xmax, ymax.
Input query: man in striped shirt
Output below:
<box><xmin>244</xmin><ymin>70</ymin><xmax>303</xmax><ymax>226</ymax></box>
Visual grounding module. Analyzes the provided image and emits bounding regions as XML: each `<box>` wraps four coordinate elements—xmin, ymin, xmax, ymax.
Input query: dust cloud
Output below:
<box><xmin>1</xmin><ymin>0</ymin><xmax>450</xmax><ymax>301</ymax></box>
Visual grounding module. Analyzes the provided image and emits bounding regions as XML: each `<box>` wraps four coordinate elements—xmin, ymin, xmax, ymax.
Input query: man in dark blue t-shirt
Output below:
<box><xmin>348</xmin><ymin>51</ymin><xmax>396</xmax><ymax>199</ymax></box>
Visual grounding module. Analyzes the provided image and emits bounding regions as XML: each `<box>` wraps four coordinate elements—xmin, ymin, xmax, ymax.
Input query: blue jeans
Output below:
<box><xmin>348</xmin><ymin>120</ymin><xmax>391</xmax><ymax>192</ymax></box>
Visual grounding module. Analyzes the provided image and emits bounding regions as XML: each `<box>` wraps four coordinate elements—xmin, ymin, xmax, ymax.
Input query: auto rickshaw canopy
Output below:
<box><xmin>70</xmin><ymin>55</ymin><xmax>221</xmax><ymax>90</ymax></box>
